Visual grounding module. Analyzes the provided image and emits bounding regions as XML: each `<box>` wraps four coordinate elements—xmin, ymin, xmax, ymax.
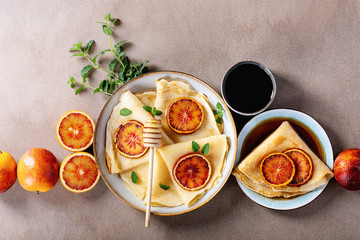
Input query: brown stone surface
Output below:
<box><xmin>1</xmin><ymin>0</ymin><xmax>360</xmax><ymax>239</ymax></box>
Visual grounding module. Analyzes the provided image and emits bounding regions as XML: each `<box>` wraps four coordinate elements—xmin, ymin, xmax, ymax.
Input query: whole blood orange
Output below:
<box><xmin>114</xmin><ymin>120</ymin><xmax>148</xmax><ymax>158</ymax></box>
<box><xmin>56</xmin><ymin>110</ymin><xmax>95</xmax><ymax>152</ymax></box>
<box><xmin>60</xmin><ymin>152</ymin><xmax>100</xmax><ymax>193</ymax></box>
<box><xmin>17</xmin><ymin>148</ymin><xmax>59</xmax><ymax>193</ymax></box>
<box><xmin>0</xmin><ymin>150</ymin><xmax>17</xmax><ymax>193</ymax></box>
<box><xmin>260</xmin><ymin>153</ymin><xmax>295</xmax><ymax>187</ymax></box>
<box><xmin>166</xmin><ymin>97</ymin><xmax>204</xmax><ymax>134</ymax></box>
<box><xmin>173</xmin><ymin>153</ymin><xmax>211</xmax><ymax>191</ymax></box>
<box><xmin>283</xmin><ymin>148</ymin><xmax>313</xmax><ymax>186</ymax></box>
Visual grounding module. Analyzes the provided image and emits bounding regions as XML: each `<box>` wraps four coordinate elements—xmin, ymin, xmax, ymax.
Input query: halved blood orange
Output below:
<box><xmin>114</xmin><ymin>120</ymin><xmax>148</xmax><ymax>158</ymax></box>
<box><xmin>60</xmin><ymin>152</ymin><xmax>100</xmax><ymax>193</ymax></box>
<box><xmin>173</xmin><ymin>153</ymin><xmax>211</xmax><ymax>191</ymax></box>
<box><xmin>166</xmin><ymin>97</ymin><xmax>204</xmax><ymax>134</ymax></box>
<box><xmin>56</xmin><ymin>110</ymin><xmax>95</xmax><ymax>152</ymax></box>
<box><xmin>260</xmin><ymin>153</ymin><xmax>295</xmax><ymax>187</ymax></box>
<box><xmin>283</xmin><ymin>148</ymin><xmax>313</xmax><ymax>186</ymax></box>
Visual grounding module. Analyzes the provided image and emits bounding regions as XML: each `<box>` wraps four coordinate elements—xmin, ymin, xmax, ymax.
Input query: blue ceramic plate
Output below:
<box><xmin>235</xmin><ymin>109</ymin><xmax>334</xmax><ymax>210</ymax></box>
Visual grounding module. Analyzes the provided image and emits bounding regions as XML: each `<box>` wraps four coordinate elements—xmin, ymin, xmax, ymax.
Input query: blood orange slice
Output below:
<box><xmin>283</xmin><ymin>148</ymin><xmax>313</xmax><ymax>186</ymax></box>
<box><xmin>60</xmin><ymin>152</ymin><xmax>100</xmax><ymax>193</ymax></box>
<box><xmin>166</xmin><ymin>97</ymin><xmax>204</xmax><ymax>134</ymax></box>
<box><xmin>114</xmin><ymin>120</ymin><xmax>148</xmax><ymax>158</ymax></box>
<box><xmin>173</xmin><ymin>153</ymin><xmax>211</xmax><ymax>191</ymax></box>
<box><xmin>260</xmin><ymin>153</ymin><xmax>295</xmax><ymax>187</ymax></box>
<box><xmin>56</xmin><ymin>110</ymin><xmax>95</xmax><ymax>152</ymax></box>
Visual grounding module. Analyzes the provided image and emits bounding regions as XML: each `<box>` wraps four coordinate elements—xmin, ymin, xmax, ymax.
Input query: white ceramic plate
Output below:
<box><xmin>235</xmin><ymin>109</ymin><xmax>334</xmax><ymax>210</ymax></box>
<box><xmin>93</xmin><ymin>71</ymin><xmax>237</xmax><ymax>215</ymax></box>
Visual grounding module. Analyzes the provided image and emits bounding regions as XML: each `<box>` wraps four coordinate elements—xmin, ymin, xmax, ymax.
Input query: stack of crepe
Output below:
<box><xmin>105</xmin><ymin>79</ymin><xmax>229</xmax><ymax>207</ymax></box>
<box><xmin>232</xmin><ymin>121</ymin><xmax>333</xmax><ymax>198</ymax></box>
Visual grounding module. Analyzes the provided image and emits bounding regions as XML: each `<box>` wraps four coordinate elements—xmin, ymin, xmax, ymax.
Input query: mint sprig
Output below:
<box><xmin>192</xmin><ymin>141</ymin><xmax>210</xmax><ymax>155</ymax></box>
<box><xmin>213</xmin><ymin>102</ymin><xmax>224</xmax><ymax>124</ymax></box>
<box><xmin>143</xmin><ymin>106</ymin><xmax>162</xmax><ymax>116</ymax></box>
<box><xmin>68</xmin><ymin>13</ymin><xmax>149</xmax><ymax>96</ymax></box>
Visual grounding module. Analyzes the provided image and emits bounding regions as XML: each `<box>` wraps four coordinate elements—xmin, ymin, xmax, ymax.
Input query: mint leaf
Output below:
<box><xmin>85</xmin><ymin>40</ymin><xmax>94</xmax><ymax>54</ymax></box>
<box><xmin>71</xmin><ymin>42</ymin><xmax>82</xmax><ymax>51</ymax></box>
<box><xmin>192</xmin><ymin>141</ymin><xmax>200</xmax><ymax>152</ymax></box>
<box><xmin>201</xmin><ymin>143</ymin><xmax>210</xmax><ymax>155</ymax></box>
<box><xmin>104</xmin><ymin>13</ymin><xmax>111</xmax><ymax>21</ymax></box>
<box><xmin>70</xmin><ymin>53</ymin><xmax>85</xmax><ymax>57</ymax></box>
<box><xmin>102</xmin><ymin>25</ymin><xmax>112</xmax><ymax>36</ymax></box>
<box><xmin>120</xmin><ymin>108</ymin><xmax>132</xmax><ymax>116</ymax></box>
<box><xmin>216</xmin><ymin>102</ymin><xmax>224</xmax><ymax>110</ymax></box>
<box><xmin>143</xmin><ymin>105</ymin><xmax>152</xmax><ymax>113</ymax></box>
<box><xmin>81</xmin><ymin>65</ymin><xmax>94</xmax><ymax>77</ymax></box>
<box><xmin>152</xmin><ymin>107</ymin><xmax>162</xmax><ymax>116</ymax></box>
<box><xmin>131</xmin><ymin>171</ymin><xmax>139</xmax><ymax>184</ymax></box>
<box><xmin>75</xmin><ymin>86</ymin><xmax>85</xmax><ymax>95</ymax></box>
<box><xmin>93</xmin><ymin>88</ymin><xmax>100</xmax><ymax>94</ymax></box>
<box><xmin>216</xmin><ymin>117</ymin><xmax>223</xmax><ymax>124</ymax></box>
<box><xmin>109</xmin><ymin>59</ymin><xmax>118</xmax><ymax>72</ymax></box>
<box><xmin>114</xmin><ymin>40</ymin><xmax>127</xmax><ymax>50</ymax></box>
<box><xmin>111</xmin><ymin>18</ymin><xmax>119</xmax><ymax>26</ymax></box>
<box><xmin>159</xmin><ymin>183</ymin><xmax>170</xmax><ymax>190</ymax></box>
<box><xmin>100</xmin><ymin>49</ymin><xmax>111</xmax><ymax>56</ymax></box>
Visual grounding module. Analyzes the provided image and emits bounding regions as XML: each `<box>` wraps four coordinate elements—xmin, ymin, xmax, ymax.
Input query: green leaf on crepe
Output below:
<box><xmin>120</xmin><ymin>108</ymin><xmax>132</xmax><ymax>116</ymax></box>
<box><xmin>143</xmin><ymin>105</ymin><xmax>152</xmax><ymax>113</ymax></box>
<box><xmin>131</xmin><ymin>171</ymin><xmax>139</xmax><ymax>184</ymax></box>
<box><xmin>159</xmin><ymin>183</ymin><xmax>170</xmax><ymax>190</ymax></box>
<box><xmin>201</xmin><ymin>143</ymin><xmax>210</xmax><ymax>155</ymax></box>
<box><xmin>192</xmin><ymin>141</ymin><xmax>200</xmax><ymax>153</ymax></box>
<box><xmin>151</xmin><ymin>107</ymin><xmax>162</xmax><ymax>116</ymax></box>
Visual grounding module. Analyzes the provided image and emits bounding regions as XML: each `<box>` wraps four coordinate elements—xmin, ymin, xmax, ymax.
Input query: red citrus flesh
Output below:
<box><xmin>167</xmin><ymin>98</ymin><xmax>204</xmax><ymax>134</ymax></box>
<box><xmin>260</xmin><ymin>153</ymin><xmax>295</xmax><ymax>187</ymax></box>
<box><xmin>284</xmin><ymin>148</ymin><xmax>313</xmax><ymax>186</ymax></box>
<box><xmin>61</xmin><ymin>153</ymin><xmax>99</xmax><ymax>192</ymax></box>
<box><xmin>173</xmin><ymin>153</ymin><xmax>211</xmax><ymax>191</ymax></box>
<box><xmin>114</xmin><ymin>120</ymin><xmax>148</xmax><ymax>158</ymax></box>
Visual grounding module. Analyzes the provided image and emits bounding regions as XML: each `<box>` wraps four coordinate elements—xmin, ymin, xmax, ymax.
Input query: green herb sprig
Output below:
<box><xmin>192</xmin><ymin>141</ymin><xmax>210</xmax><ymax>155</ymax></box>
<box><xmin>68</xmin><ymin>13</ymin><xmax>149</xmax><ymax>96</ymax></box>
<box><xmin>143</xmin><ymin>106</ymin><xmax>162</xmax><ymax>116</ymax></box>
<box><xmin>213</xmin><ymin>102</ymin><xmax>224</xmax><ymax>124</ymax></box>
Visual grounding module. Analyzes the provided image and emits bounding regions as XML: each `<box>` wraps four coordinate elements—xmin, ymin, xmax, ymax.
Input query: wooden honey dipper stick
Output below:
<box><xmin>143</xmin><ymin>119</ymin><xmax>162</xmax><ymax>227</ymax></box>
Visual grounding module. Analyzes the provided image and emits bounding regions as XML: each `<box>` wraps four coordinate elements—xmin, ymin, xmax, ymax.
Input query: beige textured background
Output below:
<box><xmin>1</xmin><ymin>0</ymin><xmax>360</xmax><ymax>239</ymax></box>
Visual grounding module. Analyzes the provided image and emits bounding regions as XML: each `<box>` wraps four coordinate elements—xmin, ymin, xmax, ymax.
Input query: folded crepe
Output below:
<box><xmin>232</xmin><ymin>121</ymin><xmax>333</xmax><ymax>198</ymax></box>
<box><xmin>156</xmin><ymin>134</ymin><xmax>228</xmax><ymax>206</ymax></box>
<box><xmin>105</xmin><ymin>90</ymin><xmax>173</xmax><ymax>174</ymax></box>
<box><xmin>153</xmin><ymin>79</ymin><xmax>221</xmax><ymax>143</ymax></box>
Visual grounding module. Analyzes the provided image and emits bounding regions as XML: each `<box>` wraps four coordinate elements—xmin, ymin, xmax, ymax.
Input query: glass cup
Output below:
<box><xmin>221</xmin><ymin>61</ymin><xmax>276</xmax><ymax>116</ymax></box>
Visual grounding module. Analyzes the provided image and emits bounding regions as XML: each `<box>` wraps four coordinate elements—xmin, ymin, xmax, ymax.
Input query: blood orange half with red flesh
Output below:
<box><xmin>173</xmin><ymin>153</ymin><xmax>211</xmax><ymax>191</ymax></box>
<box><xmin>114</xmin><ymin>120</ymin><xmax>148</xmax><ymax>158</ymax></box>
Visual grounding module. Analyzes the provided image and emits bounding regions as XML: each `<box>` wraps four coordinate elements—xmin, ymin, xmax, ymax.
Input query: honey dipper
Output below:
<box><xmin>143</xmin><ymin>119</ymin><xmax>162</xmax><ymax>227</ymax></box>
